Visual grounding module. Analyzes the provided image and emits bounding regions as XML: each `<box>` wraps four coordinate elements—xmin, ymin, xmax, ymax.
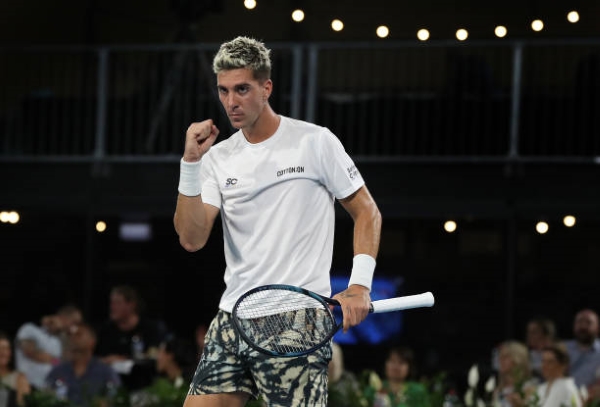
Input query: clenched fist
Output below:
<box><xmin>183</xmin><ymin>119</ymin><xmax>219</xmax><ymax>162</ymax></box>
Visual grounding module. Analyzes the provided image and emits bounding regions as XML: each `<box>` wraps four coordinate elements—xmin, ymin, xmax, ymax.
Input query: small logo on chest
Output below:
<box><xmin>276</xmin><ymin>166</ymin><xmax>305</xmax><ymax>177</ymax></box>
<box><xmin>224</xmin><ymin>178</ymin><xmax>238</xmax><ymax>187</ymax></box>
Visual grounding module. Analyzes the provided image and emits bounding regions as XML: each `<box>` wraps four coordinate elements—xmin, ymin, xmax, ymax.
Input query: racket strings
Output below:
<box><xmin>234</xmin><ymin>289</ymin><xmax>336</xmax><ymax>354</ymax></box>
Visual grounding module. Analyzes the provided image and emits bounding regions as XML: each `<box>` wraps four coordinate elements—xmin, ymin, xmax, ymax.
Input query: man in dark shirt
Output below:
<box><xmin>46</xmin><ymin>323</ymin><xmax>121</xmax><ymax>407</ymax></box>
<box><xmin>95</xmin><ymin>285</ymin><xmax>168</xmax><ymax>390</ymax></box>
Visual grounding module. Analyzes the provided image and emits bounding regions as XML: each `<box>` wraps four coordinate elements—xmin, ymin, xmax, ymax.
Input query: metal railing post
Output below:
<box><xmin>94</xmin><ymin>48</ymin><xmax>109</xmax><ymax>162</ymax></box>
<box><xmin>508</xmin><ymin>43</ymin><xmax>523</xmax><ymax>161</ymax></box>
<box><xmin>304</xmin><ymin>45</ymin><xmax>319</xmax><ymax>123</ymax></box>
<box><xmin>289</xmin><ymin>45</ymin><xmax>303</xmax><ymax>119</ymax></box>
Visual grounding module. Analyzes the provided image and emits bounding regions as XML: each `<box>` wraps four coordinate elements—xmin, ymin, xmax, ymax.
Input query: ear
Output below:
<box><xmin>263</xmin><ymin>79</ymin><xmax>273</xmax><ymax>100</ymax></box>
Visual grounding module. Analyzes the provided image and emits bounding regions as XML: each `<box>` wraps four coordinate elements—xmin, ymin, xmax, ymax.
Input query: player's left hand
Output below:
<box><xmin>332</xmin><ymin>285</ymin><xmax>371</xmax><ymax>333</ymax></box>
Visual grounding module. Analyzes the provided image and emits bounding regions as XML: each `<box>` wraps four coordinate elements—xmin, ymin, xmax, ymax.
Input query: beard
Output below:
<box><xmin>575</xmin><ymin>330</ymin><xmax>596</xmax><ymax>346</ymax></box>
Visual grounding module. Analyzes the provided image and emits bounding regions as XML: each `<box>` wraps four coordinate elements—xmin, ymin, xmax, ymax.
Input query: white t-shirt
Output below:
<box><xmin>199</xmin><ymin>116</ymin><xmax>365</xmax><ymax>312</ymax></box>
<box><xmin>537</xmin><ymin>377</ymin><xmax>582</xmax><ymax>407</ymax></box>
<box><xmin>15</xmin><ymin>322</ymin><xmax>62</xmax><ymax>389</ymax></box>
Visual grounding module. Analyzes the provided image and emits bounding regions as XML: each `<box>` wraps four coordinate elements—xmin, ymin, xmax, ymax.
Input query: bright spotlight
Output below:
<box><xmin>495</xmin><ymin>25</ymin><xmax>507</xmax><ymax>38</ymax></box>
<box><xmin>331</xmin><ymin>19</ymin><xmax>344</xmax><ymax>32</ymax></box>
<box><xmin>531</xmin><ymin>19</ymin><xmax>544</xmax><ymax>31</ymax></box>
<box><xmin>563</xmin><ymin>215</ymin><xmax>576</xmax><ymax>227</ymax></box>
<box><xmin>291</xmin><ymin>9</ymin><xmax>304</xmax><ymax>22</ymax></box>
<box><xmin>456</xmin><ymin>28</ymin><xmax>468</xmax><ymax>41</ymax></box>
<box><xmin>0</xmin><ymin>211</ymin><xmax>9</xmax><ymax>223</ymax></box>
<box><xmin>96</xmin><ymin>221</ymin><xmax>107</xmax><ymax>233</ymax></box>
<box><xmin>444</xmin><ymin>220</ymin><xmax>457</xmax><ymax>233</ymax></box>
<box><xmin>376</xmin><ymin>25</ymin><xmax>389</xmax><ymax>38</ymax></box>
<box><xmin>567</xmin><ymin>11</ymin><xmax>580</xmax><ymax>23</ymax></box>
<box><xmin>7</xmin><ymin>211</ymin><xmax>20</xmax><ymax>224</ymax></box>
<box><xmin>244</xmin><ymin>0</ymin><xmax>256</xmax><ymax>10</ymax></box>
<box><xmin>536</xmin><ymin>221</ymin><xmax>549</xmax><ymax>234</ymax></box>
<box><xmin>567</xmin><ymin>10</ymin><xmax>579</xmax><ymax>23</ymax></box>
<box><xmin>417</xmin><ymin>29</ymin><xmax>430</xmax><ymax>41</ymax></box>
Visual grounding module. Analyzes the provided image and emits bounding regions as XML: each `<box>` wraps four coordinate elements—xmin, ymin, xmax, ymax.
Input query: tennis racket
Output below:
<box><xmin>231</xmin><ymin>284</ymin><xmax>434</xmax><ymax>357</ymax></box>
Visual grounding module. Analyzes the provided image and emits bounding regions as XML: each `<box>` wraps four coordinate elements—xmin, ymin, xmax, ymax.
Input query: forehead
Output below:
<box><xmin>388</xmin><ymin>352</ymin><xmax>407</xmax><ymax>362</ymax></box>
<box><xmin>576</xmin><ymin>312</ymin><xmax>597</xmax><ymax>323</ymax></box>
<box><xmin>217</xmin><ymin>68</ymin><xmax>258</xmax><ymax>86</ymax></box>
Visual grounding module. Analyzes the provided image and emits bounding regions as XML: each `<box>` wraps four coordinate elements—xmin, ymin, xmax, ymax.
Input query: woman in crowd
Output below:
<box><xmin>0</xmin><ymin>332</ymin><xmax>31</xmax><ymax>406</ymax></box>
<box><xmin>536</xmin><ymin>344</ymin><xmax>582</xmax><ymax>407</ymax></box>
<box><xmin>364</xmin><ymin>346</ymin><xmax>430</xmax><ymax>407</ymax></box>
<box><xmin>492</xmin><ymin>340</ymin><xmax>538</xmax><ymax>407</ymax></box>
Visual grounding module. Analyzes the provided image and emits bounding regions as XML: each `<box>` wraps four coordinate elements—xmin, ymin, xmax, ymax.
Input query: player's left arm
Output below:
<box><xmin>334</xmin><ymin>185</ymin><xmax>382</xmax><ymax>332</ymax></box>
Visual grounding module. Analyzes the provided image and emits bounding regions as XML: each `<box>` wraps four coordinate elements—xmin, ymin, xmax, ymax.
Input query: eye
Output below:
<box><xmin>217</xmin><ymin>86</ymin><xmax>228</xmax><ymax>95</ymax></box>
<box><xmin>237</xmin><ymin>85</ymin><xmax>250</xmax><ymax>94</ymax></box>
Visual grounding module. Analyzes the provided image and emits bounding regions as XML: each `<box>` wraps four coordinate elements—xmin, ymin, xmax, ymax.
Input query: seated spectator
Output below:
<box><xmin>0</xmin><ymin>332</ymin><xmax>31</xmax><ymax>406</ymax></box>
<box><xmin>194</xmin><ymin>323</ymin><xmax>208</xmax><ymax>363</ymax></box>
<box><xmin>562</xmin><ymin>309</ymin><xmax>600</xmax><ymax>390</ymax></box>
<box><xmin>526</xmin><ymin>317</ymin><xmax>557</xmax><ymax>379</ymax></box>
<box><xmin>536</xmin><ymin>344</ymin><xmax>582</xmax><ymax>407</ymax></box>
<box><xmin>95</xmin><ymin>285</ymin><xmax>168</xmax><ymax>390</ymax></box>
<box><xmin>155</xmin><ymin>336</ymin><xmax>195</xmax><ymax>386</ymax></box>
<box><xmin>363</xmin><ymin>346</ymin><xmax>430</xmax><ymax>407</ymax></box>
<box><xmin>15</xmin><ymin>304</ymin><xmax>82</xmax><ymax>389</ymax></box>
<box><xmin>328</xmin><ymin>342</ymin><xmax>361</xmax><ymax>406</ymax></box>
<box><xmin>45</xmin><ymin>323</ymin><xmax>121</xmax><ymax>407</ymax></box>
<box><xmin>129</xmin><ymin>336</ymin><xmax>195</xmax><ymax>407</ymax></box>
<box><xmin>491</xmin><ymin>340</ymin><xmax>538</xmax><ymax>407</ymax></box>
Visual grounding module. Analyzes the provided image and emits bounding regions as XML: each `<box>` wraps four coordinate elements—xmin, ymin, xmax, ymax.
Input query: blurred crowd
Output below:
<box><xmin>2</xmin><ymin>284</ymin><xmax>600</xmax><ymax>407</ymax></box>
<box><xmin>0</xmin><ymin>285</ymin><xmax>201</xmax><ymax>407</ymax></box>
<box><xmin>327</xmin><ymin>309</ymin><xmax>600</xmax><ymax>407</ymax></box>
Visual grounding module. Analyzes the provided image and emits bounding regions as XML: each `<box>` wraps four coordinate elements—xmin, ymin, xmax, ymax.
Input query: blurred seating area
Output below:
<box><xmin>0</xmin><ymin>40</ymin><xmax>598</xmax><ymax>161</ymax></box>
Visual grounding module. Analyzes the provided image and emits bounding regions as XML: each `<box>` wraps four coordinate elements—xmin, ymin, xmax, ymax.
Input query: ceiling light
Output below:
<box><xmin>456</xmin><ymin>29</ymin><xmax>468</xmax><ymax>41</ymax></box>
<box><xmin>417</xmin><ymin>29</ymin><xmax>430</xmax><ymax>41</ymax></box>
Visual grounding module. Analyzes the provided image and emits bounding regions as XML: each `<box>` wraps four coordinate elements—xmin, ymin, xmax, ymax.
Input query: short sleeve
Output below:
<box><xmin>198</xmin><ymin>153</ymin><xmax>222</xmax><ymax>208</ymax></box>
<box><xmin>317</xmin><ymin>129</ymin><xmax>365</xmax><ymax>199</ymax></box>
<box><xmin>16</xmin><ymin>323</ymin><xmax>41</xmax><ymax>341</ymax></box>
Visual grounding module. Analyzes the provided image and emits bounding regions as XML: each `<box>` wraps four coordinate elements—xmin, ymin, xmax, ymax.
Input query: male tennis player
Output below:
<box><xmin>174</xmin><ymin>36</ymin><xmax>382</xmax><ymax>407</ymax></box>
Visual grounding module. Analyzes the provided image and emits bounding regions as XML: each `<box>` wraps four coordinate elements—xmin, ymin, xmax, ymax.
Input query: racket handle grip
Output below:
<box><xmin>371</xmin><ymin>292</ymin><xmax>435</xmax><ymax>313</ymax></box>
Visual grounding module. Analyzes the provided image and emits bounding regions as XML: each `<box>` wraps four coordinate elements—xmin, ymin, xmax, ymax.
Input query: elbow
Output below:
<box><xmin>174</xmin><ymin>215</ymin><xmax>206</xmax><ymax>252</ymax></box>
<box><xmin>179</xmin><ymin>236</ymin><xmax>206</xmax><ymax>252</ymax></box>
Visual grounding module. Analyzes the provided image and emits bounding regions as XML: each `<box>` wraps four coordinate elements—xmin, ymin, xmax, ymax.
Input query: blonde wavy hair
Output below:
<box><xmin>499</xmin><ymin>340</ymin><xmax>531</xmax><ymax>381</ymax></box>
<box><xmin>212</xmin><ymin>36</ymin><xmax>272</xmax><ymax>82</ymax></box>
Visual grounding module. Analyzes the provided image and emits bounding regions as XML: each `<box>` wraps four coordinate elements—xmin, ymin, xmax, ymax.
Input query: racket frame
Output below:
<box><xmin>231</xmin><ymin>284</ymin><xmax>341</xmax><ymax>357</ymax></box>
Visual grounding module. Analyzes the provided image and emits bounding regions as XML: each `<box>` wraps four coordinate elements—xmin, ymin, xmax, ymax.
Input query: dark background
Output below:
<box><xmin>2</xmin><ymin>0</ymin><xmax>600</xmax><ymax>386</ymax></box>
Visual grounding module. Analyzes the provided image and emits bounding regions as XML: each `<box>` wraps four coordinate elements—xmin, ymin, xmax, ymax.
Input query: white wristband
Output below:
<box><xmin>348</xmin><ymin>254</ymin><xmax>376</xmax><ymax>291</ymax></box>
<box><xmin>178</xmin><ymin>158</ymin><xmax>202</xmax><ymax>197</ymax></box>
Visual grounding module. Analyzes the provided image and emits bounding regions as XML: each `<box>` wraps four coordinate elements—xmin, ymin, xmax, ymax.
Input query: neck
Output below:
<box><xmin>116</xmin><ymin>314</ymin><xmax>139</xmax><ymax>331</ymax></box>
<box><xmin>165</xmin><ymin>365</ymin><xmax>182</xmax><ymax>382</ymax></box>
<box><xmin>242</xmin><ymin>106</ymin><xmax>280</xmax><ymax>144</ymax></box>
<box><xmin>499</xmin><ymin>372</ymin><xmax>515</xmax><ymax>387</ymax></box>
<box><xmin>72</xmin><ymin>354</ymin><xmax>92</xmax><ymax>376</ymax></box>
<box><xmin>387</xmin><ymin>379</ymin><xmax>405</xmax><ymax>393</ymax></box>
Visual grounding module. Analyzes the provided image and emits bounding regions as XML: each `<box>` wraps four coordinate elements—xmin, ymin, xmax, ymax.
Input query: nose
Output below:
<box><xmin>225</xmin><ymin>93</ymin><xmax>238</xmax><ymax>110</ymax></box>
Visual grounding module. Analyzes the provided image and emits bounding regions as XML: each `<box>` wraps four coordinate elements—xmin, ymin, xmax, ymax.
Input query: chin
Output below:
<box><xmin>229</xmin><ymin>120</ymin><xmax>244</xmax><ymax>129</ymax></box>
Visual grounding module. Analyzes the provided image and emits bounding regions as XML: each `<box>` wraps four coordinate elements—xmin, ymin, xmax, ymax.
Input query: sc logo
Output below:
<box><xmin>225</xmin><ymin>178</ymin><xmax>238</xmax><ymax>187</ymax></box>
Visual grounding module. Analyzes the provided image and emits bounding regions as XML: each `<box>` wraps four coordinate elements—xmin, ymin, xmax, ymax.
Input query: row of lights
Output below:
<box><xmin>443</xmin><ymin>215</ymin><xmax>577</xmax><ymax>234</ymax></box>
<box><xmin>0</xmin><ymin>211</ymin><xmax>20</xmax><ymax>224</ymax></box>
<box><xmin>243</xmin><ymin>1</ymin><xmax>581</xmax><ymax>41</ymax></box>
<box><xmin>0</xmin><ymin>213</ymin><xmax>581</xmax><ymax>234</ymax></box>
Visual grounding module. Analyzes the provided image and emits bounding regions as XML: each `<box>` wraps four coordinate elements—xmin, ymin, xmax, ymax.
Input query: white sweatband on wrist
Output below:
<box><xmin>348</xmin><ymin>254</ymin><xmax>376</xmax><ymax>291</ymax></box>
<box><xmin>178</xmin><ymin>158</ymin><xmax>202</xmax><ymax>197</ymax></box>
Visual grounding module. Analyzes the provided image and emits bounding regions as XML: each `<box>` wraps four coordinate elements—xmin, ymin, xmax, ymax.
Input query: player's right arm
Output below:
<box><xmin>174</xmin><ymin>120</ymin><xmax>220</xmax><ymax>252</ymax></box>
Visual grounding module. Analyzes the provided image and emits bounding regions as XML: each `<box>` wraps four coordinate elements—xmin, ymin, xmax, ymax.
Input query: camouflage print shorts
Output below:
<box><xmin>188</xmin><ymin>310</ymin><xmax>332</xmax><ymax>407</ymax></box>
